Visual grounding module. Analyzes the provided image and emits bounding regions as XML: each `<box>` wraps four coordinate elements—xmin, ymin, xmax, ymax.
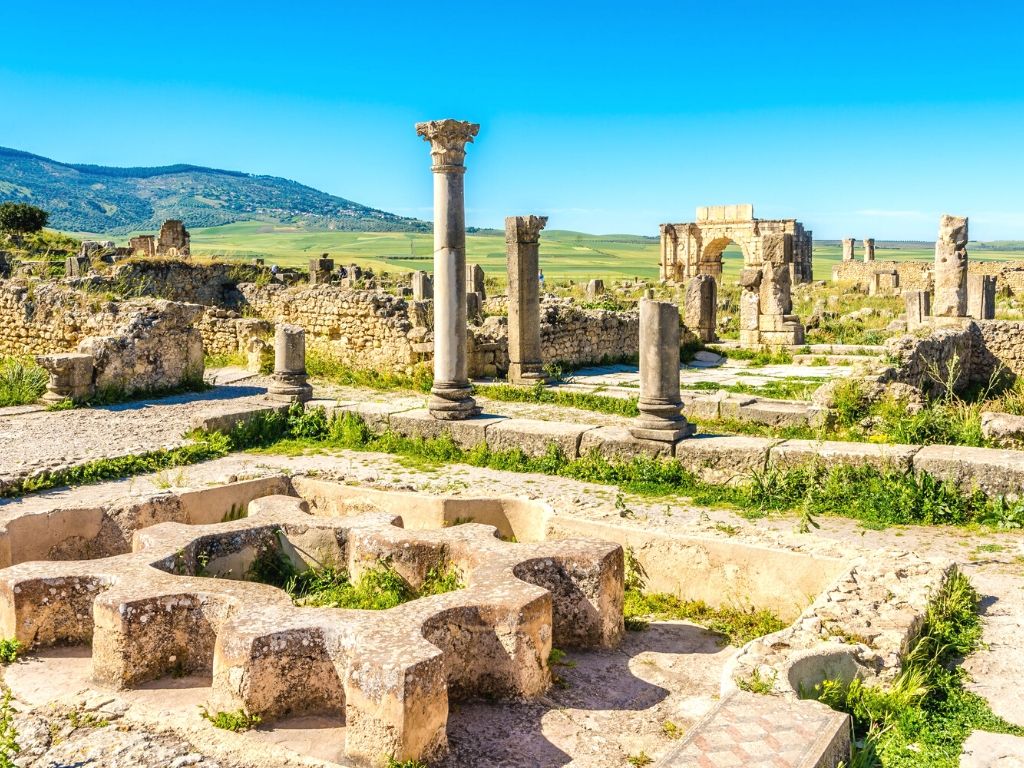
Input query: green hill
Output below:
<box><xmin>0</xmin><ymin>146</ymin><xmax>429</xmax><ymax>234</ymax></box>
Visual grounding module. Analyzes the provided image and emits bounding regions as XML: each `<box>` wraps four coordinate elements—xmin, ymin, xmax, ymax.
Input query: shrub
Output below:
<box><xmin>0</xmin><ymin>202</ymin><xmax>48</xmax><ymax>233</ymax></box>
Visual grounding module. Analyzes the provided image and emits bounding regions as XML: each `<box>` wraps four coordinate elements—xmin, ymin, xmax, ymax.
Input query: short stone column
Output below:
<box><xmin>629</xmin><ymin>299</ymin><xmax>694</xmax><ymax>443</ymax></box>
<box><xmin>933</xmin><ymin>214</ymin><xmax>969</xmax><ymax>317</ymax></box>
<box><xmin>309</xmin><ymin>255</ymin><xmax>334</xmax><ymax>285</ymax></box>
<box><xmin>738</xmin><ymin>269</ymin><xmax>762</xmax><ymax>347</ymax></box>
<box><xmin>684</xmin><ymin>274</ymin><xmax>717</xmax><ymax>343</ymax></box>
<box><xmin>841</xmin><ymin>238</ymin><xmax>855</xmax><ymax>262</ymax></box>
<box><xmin>267</xmin><ymin>324</ymin><xmax>312</xmax><ymax>403</ymax></box>
<box><xmin>586</xmin><ymin>279</ymin><xmax>605</xmax><ymax>298</ymax></box>
<box><xmin>863</xmin><ymin>238</ymin><xmax>875</xmax><ymax>262</ymax></box>
<box><xmin>416</xmin><ymin>118</ymin><xmax>481</xmax><ymax>420</ymax></box>
<box><xmin>466</xmin><ymin>263</ymin><xmax>486</xmax><ymax>300</ymax></box>
<box><xmin>64</xmin><ymin>255</ymin><xmax>90</xmax><ymax>277</ymax></box>
<box><xmin>36</xmin><ymin>353</ymin><xmax>95</xmax><ymax>404</ymax></box>
<box><xmin>905</xmin><ymin>290</ymin><xmax>931</xmax><ymax>331</ymax></box>
<box><xmin>967</xmin><ymin>274</ymin><xmax>996</xmax><ymax>320</ymax></box>
<box><xmin>506</xmin><ymin>215</ymin><xmax>547</xmax><ymax>385</ymax></box>
<box><xmin>412</xmin><ymin>271</ymin><xmax>433</xmax><ymax>301</ymax></box>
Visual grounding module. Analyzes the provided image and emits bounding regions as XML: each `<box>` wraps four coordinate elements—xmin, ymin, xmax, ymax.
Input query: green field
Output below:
<box><xmin>107</xmin><ymin>221</ymin><xmax>1024</xmax><ymax>285</ymax></box>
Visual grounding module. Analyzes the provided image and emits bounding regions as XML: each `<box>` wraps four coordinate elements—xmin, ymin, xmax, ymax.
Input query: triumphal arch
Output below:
<box><xmin>659</xmin><ymin>204</ymin><xmax>813</xmax><ymax>284</ymax></box>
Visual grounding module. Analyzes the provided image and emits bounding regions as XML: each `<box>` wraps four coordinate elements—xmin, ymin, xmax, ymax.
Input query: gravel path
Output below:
<box><xmin>0</xmin><ymin>382</ymin><xmax>272</xmax><ymax>486</ymax></box>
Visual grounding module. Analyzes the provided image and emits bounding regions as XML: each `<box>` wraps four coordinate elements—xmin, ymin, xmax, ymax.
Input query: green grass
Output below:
<box><xmin>198</xmin><ymin>707</ymin><xmax>261</xmax><ymax>732</ymax></box>
<box><xmin>812</xmin><ymin>572</ymin><xmax>1023</xmax><ymax>767</ymax></box>
<box><xmin>0</xmin><ymin>639</ymin><xmax>21</xmax><ymax>664</ymax></box>
<box><xmin>231</xmin><ymin>407</ymin><xmax>1024</xmax><ymax>530</ymax></box>
<box><xmin>475</xmin><ymin>381</ymin><xmax>640</xmax><ymax>416</ymax></box>
<box><xmin>284</xmin><ymin>561</ymin><xmax>463</xmax><ymax>610</ymax></box>
<box><xmin>624</xmin><ymin>591</ymin><xmax>785</xmax><ymax>645</ymax></box>
<box><xmin>0</xmin><ymin>356</ymin><xmax>46</xmax><ymax>407</ymax></box>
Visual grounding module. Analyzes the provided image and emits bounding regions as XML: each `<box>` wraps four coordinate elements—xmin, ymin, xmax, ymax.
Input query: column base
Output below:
<box><xmin>429</xmin><ymin>384</ymin><xmax>480</xmax><ymax>421</ymax></box>
<box><xmin>267</xmin><ymin>373</ymin><xmax>313</xmax><ymax>403</ymax></box>
<box><xmin>629</xmin><ymin>419</ymin><xmax>695</xmax><ymax>443</ymax></box>
<box><xmin>507</xmin><ymin>362</ymin><xmax>547</xmax><ymax>386</ymax></box>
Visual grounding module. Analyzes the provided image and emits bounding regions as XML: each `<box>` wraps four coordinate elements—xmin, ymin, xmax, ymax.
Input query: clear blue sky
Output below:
<box><xmin>1</xmin><ymin>1</ymin><xmax>1022</xmax><ymax>239</ymax></box>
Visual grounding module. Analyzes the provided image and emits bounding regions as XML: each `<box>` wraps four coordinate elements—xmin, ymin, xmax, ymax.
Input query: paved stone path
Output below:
<box><xmin>0</xmin><ymin>380</ymin><xmax>272</xmax><ymax>488</ymax></box>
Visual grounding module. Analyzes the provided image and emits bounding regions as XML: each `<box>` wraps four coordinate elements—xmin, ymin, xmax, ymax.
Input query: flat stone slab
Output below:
<box><xmin>390</xmin><ymin>409</ymin><xmax>506</xmax><ymax>449</ymax></box>
<box><xmin>486</xmin><ymin>418</ymin><xmax>597</xmax><ymax>459</ymax></box>
<box><xmin>578</xmin><ymin>425</ymin><xmax>673</xmax><ymax>460</ymax></box>
<box><xmin>656</xmin><ymin>691</ymin><xmax>850</xmax><ymax>767</ymax></box>
<box><xmin>736</xmin><ymin>399</ymin><xmax>823</xmax><ymax>428</ymax></box>
<box><xmin>674</xmin><ymin>435</ymin><xmax>778</xmax><ymax>484</ymax></box>
<box><xmin>914</xmin><ymin>444</ymin><xmax>1024</xmax><ymax>498</ymax></box>
<box><xmin>331</xmin><ymin>398</ymin><xmax>422</xmax><ymax>432</ymax></box>
<box><xmin>960</xmin><ymin>730</ymin><xmax>1024</xmax><ymax>767</ymax></box>
<box><xmin>188</xmin><ymin>402</ymin><xmax>290</xmax><ymax>434</ymax></box>
<box><xmin>769</xmin><ymin>440</ymin><xmax>920</xmax><ymax>473</ymax></box>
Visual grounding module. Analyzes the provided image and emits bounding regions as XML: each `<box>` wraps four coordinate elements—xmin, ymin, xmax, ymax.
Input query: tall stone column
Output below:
<box><xmin>416</xmin><ymin>119</ymin><xmax>481</xmax><ymax>420</ymax></box>
<box><xmin>841</xmin><ymin>238</ymin><xmax>855</xmax><ymax>262</ymax></box>
<box><xmin>934</xmin><ymin>214</ymin><xmax>969</xmax><ymax>318</ymax></box>
<box><xmin>629</xmin><ymin>299</ymin><xmax>694</xmax><ymax>443</ymax></box>
<box><xmin>506</xmin><ymin>215</ymin><xmax>548</xmax><ymax>385</ymax></box>
<box><xmin>863</xmin><ymin>238</ymin><xmax>876</xmax><ymax>262</ymax></box>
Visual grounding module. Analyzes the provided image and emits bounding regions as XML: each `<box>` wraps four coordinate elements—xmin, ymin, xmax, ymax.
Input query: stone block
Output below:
<box><xmin>578</xmin><ymin>425</ymin><xmax>673</xmax><ymax>460</ymax></box>
<box><xmin>674</xmin><ymin>435</ymin><xmax>777</xmax><ymax>484</ymax></box>
<box><xmin>967</xmin><ymin>273</ymin><xmax>996</xmax><ymax>320</ymax></box>
<box><xmin>189</xmin><ymin>403</ymin><xmax>291</xmax><ymax>435</ymax></box>
<box><xmin>960</xmin><ymin>731</ymin><xmax>1024</xmax><ymax>768</ymax></box>
<box><xmin>914</xmin><ymin>444</ymin><xmax>1024</xmax><ymax>498</ymax></box>
<box><xmin>390</xmin><ymin>409</ymin><xmax>505</xmax><ymax>449</ymax></box>
<box><xmin>769</xmin><ymin>440</ymin><xmax>920</xmax><ymax>473</ymax></box>
<box><xmin>486</xmin><ymin>418</ymin><xmax>597</xmax><ymax>458</ymax></box>
<box><xmin>980</xmin><ymin>411</ymin><xmax>1024</xmax><ymax>447</ymax></box>
<box><xmin>684</xmin><ymin>274</ymin><xmax>717</xmax><ymax>343</ymax></box>
<box><xmin>35</xmin><ymin>352</ymin><xmax>95</xmax><ymax>404</ymax></box>
<box><xmin>737</xmin><ymin>401</ymin><xmax>824</xmax><ymax>429</ymax></box>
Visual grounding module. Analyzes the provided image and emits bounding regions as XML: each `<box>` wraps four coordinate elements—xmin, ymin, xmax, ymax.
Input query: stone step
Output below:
<box><xmin>655</xmin><ymin>691</ymin><xmax>850</xmax><ymax>767</ymax></box>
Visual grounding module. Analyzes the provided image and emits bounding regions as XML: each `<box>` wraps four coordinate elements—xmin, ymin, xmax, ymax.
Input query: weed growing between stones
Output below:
<box><xmin>0</xmin><ymin>641</ymin><xmax>21</xmax><ymax>665</ymax></box>
<box><xmin>241</xmin><ymin>539</ymin><xmax>465</xmax><ymax>611</ymax></box>
<box><xmin>622</xmin><ymin>548</ymin><xmax>785</xmax><ymax>645</ymax></box>
<box><xmin>474</xmin><ymin>381</ymin><xmax>640</xmax><ymax>417</ymax></box>
<box><xmin>626</xmin><ymin>751</ymin><xmax>654</xmax><ymax>766</ymax></box>
<box><xmin>812</xmin><ymin>572</ymin><xmax>1024</xmax><ymax>767</ymax></box>
<box><xmin>0</xmin><ymin>356</ymin><xmax>46</xmax><ymax>407</ymax></box>
<box><xmin>386</xmin><ymin>758</ymin><xmax>428</xmax><ymax>768</ymax></box>
<box><xmin>737</xmin><ymin>668</ymin><xmax>778</xmax><ymax>694</ymax></box>
<box><xmin>198</xmin><ymin>706</ymin><xmax>262</xmax><ymax>732</ymax></box>
<box><xmin>0</xmin><ymin>690</ymin><xmax>19</xmax><ymax>768</ymax></box>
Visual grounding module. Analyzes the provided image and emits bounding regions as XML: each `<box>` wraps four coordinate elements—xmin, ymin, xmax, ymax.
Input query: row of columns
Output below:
<box><xmin>841</xmin><ymin>238</ymin><xmax>876</xmax><ymax>262</ymax></box>
<box><xmin>261</xmin><ymin>118</ymin><xmax>696</xmax><ymax>446</ymax></box>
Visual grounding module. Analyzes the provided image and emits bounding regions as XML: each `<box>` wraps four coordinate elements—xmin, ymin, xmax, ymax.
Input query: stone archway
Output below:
<box><xmin>659</xmin><ymin>204</ymin><xmax>813</xmax><ymax>284</ymax></box>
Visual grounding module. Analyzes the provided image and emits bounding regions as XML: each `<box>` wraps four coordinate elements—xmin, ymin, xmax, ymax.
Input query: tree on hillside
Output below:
<box><xmin>0</xmin><ymin>202</ymin><xmax>49</xmax><ymax>233</ymax></box>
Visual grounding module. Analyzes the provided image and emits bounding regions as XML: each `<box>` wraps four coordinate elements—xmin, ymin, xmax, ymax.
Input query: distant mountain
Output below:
<box><xmin>0</xmin><ymin>146</ymin><xmax>430</xmax><ymax>234</ymax></box>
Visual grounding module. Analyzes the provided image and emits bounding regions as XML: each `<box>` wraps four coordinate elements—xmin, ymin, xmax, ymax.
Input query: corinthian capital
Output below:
<box><xmin>415</xmin><ymin>119</ymin><xmax>480</xmax><ymax>172</ymax></box>
<box><xmin>505</xmin><ymin>215</ymin><xmax>548</xmax><ymax>244</ymax></box>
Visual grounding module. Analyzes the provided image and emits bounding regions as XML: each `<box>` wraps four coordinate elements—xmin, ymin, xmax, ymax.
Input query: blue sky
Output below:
<box><xmin>1</xmin><ymin>1</ymin><xmax>1022</xmax><ymax>239</ymax></box>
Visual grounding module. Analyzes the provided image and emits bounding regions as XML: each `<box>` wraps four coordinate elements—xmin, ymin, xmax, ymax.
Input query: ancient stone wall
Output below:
<box><xmin>972</xmin><ymin>321</ymin><xmax>1024</xmax><ymax>383</ymax></box>
<box><xmin>108</xmin><ymin>259</ymin><xmax>275</xmax><ymax>306</ymax></box>
<box><xmin>832</xmin><ymin>259</ymin><xmax>1024</xmax><ymax>296</ymax></box>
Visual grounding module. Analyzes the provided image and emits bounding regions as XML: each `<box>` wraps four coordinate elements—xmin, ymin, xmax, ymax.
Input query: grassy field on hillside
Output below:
<box><xmin>81</xmin><ymin>220</ymin><xmax>1024</xmax><ymax>285</ymax></box>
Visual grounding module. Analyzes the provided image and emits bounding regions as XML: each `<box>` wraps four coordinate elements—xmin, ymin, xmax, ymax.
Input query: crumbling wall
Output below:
<box><xmin>832</xmin><ymin>259</ymin><xmax>1024</xmax><ymax>297</ymax></box>
<box><xmin>108</xmin><ymin>260</ymin><xmax>274</xmax><ymax>306</ymax></box>
<box><xmin>971</xmin><ymin>320</ymin><xmax>1024</xmax><ymax>383</ymax></box>
<box><xmin>881</xmin><ymin>324</ymin><xmax>974</xmax><ymax>395</ymax></box>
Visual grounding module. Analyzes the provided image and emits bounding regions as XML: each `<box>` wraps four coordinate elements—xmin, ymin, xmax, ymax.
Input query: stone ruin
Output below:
<box><xmin>33</xmin><ymin>300</ymin><xmax>204</xmax><ymax>403</ymax></box>
<box><xmin>0</xmin><ymin>490</ymin><xmax>623</xmax><ymax>765</ymax></box>
<box><xmin>738</xmin><ymin>233</ymin><xmax>805</xmax><ymax>346</ymax></box>
<box><xmin>684</xmin><ymin>274</ymin><xmax>716</xmax><ymax>343</ymax></box>
<box><xmin>130</xmin><ymin>219</ymin><xmax>191</xmax><ymax>258</ymax></box>
<box><xmin>506</xmin><ymin>215</ymin><xmax>548</xmax><ymax>385</ymax></box>
<box><xmin>659</xmin><ymin>204</ymin><xmax>813</xmax><ymax>284</ymax></box>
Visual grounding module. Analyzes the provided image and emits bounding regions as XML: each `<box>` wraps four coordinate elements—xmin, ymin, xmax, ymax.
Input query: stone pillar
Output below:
<box><xmin>309</xmin><ymin>255</ymin><xmax>334</xmax><ymax>285</ymax></box>
<box><xmin>36</xmin><ymin>353</ymin><xmax>95</xmax><ymax>404</ymax></box>
<box><xmin>267</xmin><ymin>324</ymin><xmax>312</xmax><ymax>402</ymax></box>
<box><xmin>842</xmin><ymin>238</ymin><xmax>855</xmax><ymax>262</ymax></box>
<box><xmin>738</xmin><ymin>269</ymin><xmax>762</xmax><ymax>347</ymax></box>
<box><xmin>629</xmin><ymin>299</ymin><xmax>694</xmax><ymax>443</ymax></box>
<box><xmin>967</xmin><ymin>274</ymin><xmax>996</xmax><ymax>320</ymax></box>
<box><xmin>684</xmin><ymin>274</ymin><xmax>717</xmax><ymax>343</ymax></box>
<box><xmin>412</xmin><ymin>271</ymin><xmax>433</xmax><ymax>301</ymax></box>
<box><xmin>416</xmin><ymin>118</ymin><xmax>481</xmax><ymax>420</ymax></box>
<box><xmin>506</xmin><ymin>215</ymin><xmax>547</xmax><ymax>385</ymax></box>
<box><xmin>863</xmin><ymin>238</ymin><xmax>875</xmax><ymax>262</ymax></box>
<box><xmin>933</xmin><ymin>215</ymin><xmax>969</xmax><ymax>317</ymax></box>
<box><xmin>64</xmin><ymin>255</ymin><xmax>90</xmax><ymax>277</ymax></box>
<box><xmin>586</xmin><ymin>279</ymin><xmax>605</xmax><ymax>298</ymax></box>
<box><xmin>466</xmin><ymin>263</ymin><xmax>486</xmax><ymax>300</ymax></box>
<box><xmin>905</xmin><ymin>290</ymin><xmax>931</xmax><ymax>331</ymax></box>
